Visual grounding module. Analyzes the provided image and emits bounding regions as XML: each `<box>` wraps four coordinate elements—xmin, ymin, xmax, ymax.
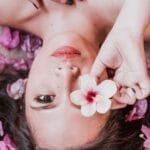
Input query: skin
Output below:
<box><xmin>25</xmin><ymin>32</ymin><xmax>110</xmax><ymax>149</ymax></box>
<box><xmin>0</xmin><ymin>0</ymin><xmax>149</xmax><ymax>149</ymax></box>
<box><xmin>23</xmin><ymin>1</ymin><xmax>123</xmax><ymax>149</ymax></box>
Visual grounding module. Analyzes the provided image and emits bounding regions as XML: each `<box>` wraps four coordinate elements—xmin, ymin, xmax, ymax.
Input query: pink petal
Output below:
<box><xmin>70</xmin><ymin>90</ymin><xmax>87</xmax><ymax>105</ymax></box>
<box><xmin>79</xmin><ymin>74</ymin><xmax>97</xmax><ymax>93</ymax></box>
<box><xmin>0</xmin><ymin>141</ymin><xmax>7</xmax><ymax>150</ymax></box>
<box><xmin>0</xmin><ymin>121</ymin><xmax>4</xmax><ymax>137</ymax></box>
<box><xmin>125</xmin><ymin>99</ymin><xmax>148</xmax><ymax>121</ymax></box>
<box><xmin>96</xmin><ymin>96</ymin><xmax>112</xmax><ymax>114</ymax></box>
<box><xmin>141</xmin><ymin>125</ymin><xmax>150</xmax><ymax>138</ymax></box>
<box><xmin>0</xmin><ymin>27</ymin><xmax>20</xmax><ymax>49</ymax></box>
<box><xmin>144</xmin><ymin>139</ymin><xmax>150</xmax><ymax>149</ymax></box>
<box><xmin>6</xmin><ymin>79</ymin><xmax>25</xmax><ymax>100</ymax></box>
<box><xmin>96</xmin><ymin>80</ymin><xmax>117</xmax><ymax>98</ymax></box>
<box><xmin>9</xmin><ymin>31</ymin><xmax>20</xmax><ymax>49</ymax></box>
<box><xmin>0</xmin><ymin>27</ymin><xmax>12</xmax><ymax>48</ymax></box>
<box><xmin>81</xmin><ymin>103</ymin><xmax>96</xmax><ymax>117</ymax></box>
<box><xmin>3</xmin><ymin>134</ymin><xmax>16</xmax><ymax>149</ymax></box>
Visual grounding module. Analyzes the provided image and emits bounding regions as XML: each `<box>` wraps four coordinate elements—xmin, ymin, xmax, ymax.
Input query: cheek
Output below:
<box><xmin>25</xmin><ymin>107</ymin><xmax>110</xmax><ymax>149</ymax></box>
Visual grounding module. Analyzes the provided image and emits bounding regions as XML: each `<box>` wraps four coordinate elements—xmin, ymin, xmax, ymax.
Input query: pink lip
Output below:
<box><xmin>52</xmin><ymin>46</ymin><xmax>81</xmax><ymax>59</ymax></box>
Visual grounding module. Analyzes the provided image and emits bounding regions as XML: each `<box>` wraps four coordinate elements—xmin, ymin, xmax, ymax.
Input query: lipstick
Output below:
<box><xmin>52</xmin><ymin>46</ymin><xmax>81</xmax><ymax>59</ymax></box>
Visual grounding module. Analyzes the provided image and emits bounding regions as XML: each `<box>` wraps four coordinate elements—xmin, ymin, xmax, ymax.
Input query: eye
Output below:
<box><xmin>35</xmin><ymin>95</ymin><xmax>55</xmax><ymax>103</ymax></box>
<box><xmin>65</xmin><ymin>0</ymin><xmax>74</xmax><ymax>5</ymax></box>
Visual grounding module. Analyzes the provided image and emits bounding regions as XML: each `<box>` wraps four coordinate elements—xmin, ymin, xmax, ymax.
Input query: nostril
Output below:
<box><xmin>69</xmin><ymin>66</ymin><xmax>80</xmax><ymax>74</ymax></box>
<box><xmin>55</xmin><ymin>65</ymin><xmax>80</xmax><ymax>77</ymax></box>
<box><xmin>58</xmin><ymin>67</ymin><xmax>62</xmax><ymax>70</ymax></box>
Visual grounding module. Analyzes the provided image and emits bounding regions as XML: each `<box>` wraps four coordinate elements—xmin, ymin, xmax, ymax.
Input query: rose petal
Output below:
<box><xmin>144</xmin><ymin>139</ymin><xmax>150</xmax><ymax>149</ymax></box>
<box><xmin>80</xmin><ymin>74</ymin><xmax>97</xmax><ymax>93</ymax></box>
<box><xmin>125</xmin><ymin>99</ymin><xmax>148</xmax><ymax>121</ymax></box>
<box><xmin>81</xmin><ymin>103</ymin><xmax>96</xmax><ymax>117</ymax></box>
<box><xmin>96</xmin><ymin>96</ymin><xmax>112</xmax><ymax>114</ymax></box>
<box><xmin>141</xmin><ymin>125</ymin><xmax>150</xmax><ymax>138</ymax></box>
<box><xmin>0</xmin><ymin>121</ymin><xmax>4</xmax><ymax>137</ymax></box>
<box><xmin>0</xmin><ymin>142</ymin><xmax>7</xmax><ymax>149</ymax></box>
<box><xmin>6</xmin><ymin>79</ymin><xmax>25</xmax><ymax>100</ymax></box>
<box><xmin>96</xmin><ymin>80</ymin><xmax>117</xmax><ymax>98</ymax></box>
<box><xmin>70</xmin><ymin>90</ymin><xmax>87</xmax><ymax>105</ymax></box>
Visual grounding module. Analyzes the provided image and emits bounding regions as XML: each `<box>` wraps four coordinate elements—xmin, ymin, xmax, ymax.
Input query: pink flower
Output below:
<box><xmin>70</xmin><ymin>74</ymin><xmax>117</xmax><ymax>117</ymax></box>
<box><xmin>0</xmin><ymin>27</ymin><xmax>20</xmax><ymax>49</ymax></box>
<box><xmin>0</xmin><ymin>134</ymin><xmax>16</xmax><ymax>150</ymax></box>
<box><xmin>125</xmin><ymin>99</ymin><xmax>148</xmax><ymax>121</ymax></box>
<box><xmin>6</xmin><ymin>79</ymin><xmax>25</xmax><ymax>100</ymax></box>
<box><xmin>141</xmin><ymin>125</ymin><xmax>150</xmax><ymax>149</ymax></box>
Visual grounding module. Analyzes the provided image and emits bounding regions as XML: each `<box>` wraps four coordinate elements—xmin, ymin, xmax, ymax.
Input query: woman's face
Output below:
<box><xmin>25</xmin><ymin>33</ymin><xmax>110</xmax><ymax>149</ymax></box>
<box><xmin>25</xmin><ymin>2</ymin><xmax>110</xmax><ymax>149</ymax></box>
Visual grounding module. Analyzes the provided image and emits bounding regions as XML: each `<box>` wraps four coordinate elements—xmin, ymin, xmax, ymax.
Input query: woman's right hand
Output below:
<box><xmin>90</xmin><ymin>0</ymin><xmax>150</xmax><ymax>105</ymax></box>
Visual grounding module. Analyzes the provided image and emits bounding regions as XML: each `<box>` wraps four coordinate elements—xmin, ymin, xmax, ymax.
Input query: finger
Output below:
<box><xmin>113</xmin><ymin>87</ymin><xmax>136</xmax><ymax>105</ymax></box>
<box><xmin>90</xmin><ymin>58</ymin><xmax>106</xmax><ymax>80</ymax></box>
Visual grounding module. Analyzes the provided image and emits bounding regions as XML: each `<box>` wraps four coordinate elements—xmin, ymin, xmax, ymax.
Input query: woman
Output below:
<box><xmin>0</xmin><ymin>0</ymin><xmax>149</xmax><ymax>149</ymax></box>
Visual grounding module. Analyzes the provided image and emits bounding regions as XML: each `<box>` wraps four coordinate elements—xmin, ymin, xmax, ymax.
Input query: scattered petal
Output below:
<box><xmin>0</xmin><ymin>27</ymin><xmax>20</xmax><ymax>49</ymax></box>
<box><xmin>125</xmin><ymin>99</ymin><xmax>148</xmax><ymax>121</ymax></box>
<box><xmin>6</xmin><ymin>79</ymin><xmax>25</xmax><ymax>100</ymax></box>
<box><xmin>0</xmin><ymin>121</ymin><xmax>4</xmax><ymax>137</ymax></box>
<box><xmin>141</xmin><ymin>125</ymin><xmax>150</xmax><ymax>139</ymax></box>
<box><xmin>141</xmin><ymin>125</ymin><xmax>150</xmax><ymax>149</ymax></box>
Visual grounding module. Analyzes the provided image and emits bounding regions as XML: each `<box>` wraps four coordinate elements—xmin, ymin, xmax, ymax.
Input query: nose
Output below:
<box><xmin>54</xmin><ymin>62</ymin><xmax>80</xmax><ymax>90</ymax></box>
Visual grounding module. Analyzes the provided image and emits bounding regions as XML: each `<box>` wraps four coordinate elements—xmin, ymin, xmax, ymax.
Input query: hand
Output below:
<box><xmin>90</xmin><ymin>0</ymin><xmax>150</xmax><ymax>106</ymax></box>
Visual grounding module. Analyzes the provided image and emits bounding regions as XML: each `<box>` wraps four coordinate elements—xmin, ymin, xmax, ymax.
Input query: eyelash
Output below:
<box><xmin>28</xmin><ymin>0</ymin><xmax>42</xmax><ymax>9</ymax></box>
<box><xmin>35</xmin><ymin>95</ymin><xmax>55</xmax><ymax>104</ymax></box>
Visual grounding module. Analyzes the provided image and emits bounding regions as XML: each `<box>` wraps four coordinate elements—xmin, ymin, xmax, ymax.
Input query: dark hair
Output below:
<box><xmin>0</xmin><ymin>47</ymin><xmax>149</xmax><ymax>150</ymax></box>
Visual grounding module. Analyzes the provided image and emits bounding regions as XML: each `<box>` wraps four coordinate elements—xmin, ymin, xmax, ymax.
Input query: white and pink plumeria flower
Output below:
<box><xmin>70</xmin><ymin>74</ymin><xmax>117</xmax><ymax>117</ymax></box>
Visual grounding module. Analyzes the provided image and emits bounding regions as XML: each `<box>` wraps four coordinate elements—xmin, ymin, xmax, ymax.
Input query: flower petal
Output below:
<box><xmin>81</xmin><ymin>103</ymin><xmax>96</xmax><ymax>117</ymax></box>
<box><xmin>96</xmin><ymin>96</ymin><xmax>112</xmax><ymax>114</ymax></box>
<box><xmin>79</xmin><ymin>74</ymin><xmax>97</xmax><ymax>93</ymax></box>
<box><xmin>70</xmin><ymin>90</ymin><xmax>87</xmax><ymax>106</ymax></box>
<box><xmin>144</xmin><ymin>139</ymin><xmax>150</xmax><ymax>149</ymax></box>
<box><xmin>0</xmin><ymin>121</ymin><xmax>4</xmax><ymax>137</ymax></box>
<box><xmin>141</xmin><ymin>125</ymin><xmax>150</xmax><ymax>138</ymax></box>
<box><xmin>96</xmin><ymin>80</ymin><xmax>117</xmax><ymax>98</ymax></box>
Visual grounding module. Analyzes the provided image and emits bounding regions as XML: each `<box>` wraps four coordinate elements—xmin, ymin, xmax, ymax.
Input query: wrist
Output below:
<box><xmin>113</xmin><ymin>0</ymin><xmax>150</xmax><ymax>36</ymax></box>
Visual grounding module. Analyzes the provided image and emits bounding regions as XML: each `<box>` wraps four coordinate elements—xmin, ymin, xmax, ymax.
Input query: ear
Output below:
<box><xmin>111</xmin><ymin>99</ymin><xmax>127</xmax><ymax>110</ymax></box>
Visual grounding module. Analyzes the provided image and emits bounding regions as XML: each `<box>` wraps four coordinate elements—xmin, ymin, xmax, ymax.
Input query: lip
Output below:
<box><xmin>52</xmin><ymin>46</ymin><xmax>81</xmax><ymax>59</ymax></box>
